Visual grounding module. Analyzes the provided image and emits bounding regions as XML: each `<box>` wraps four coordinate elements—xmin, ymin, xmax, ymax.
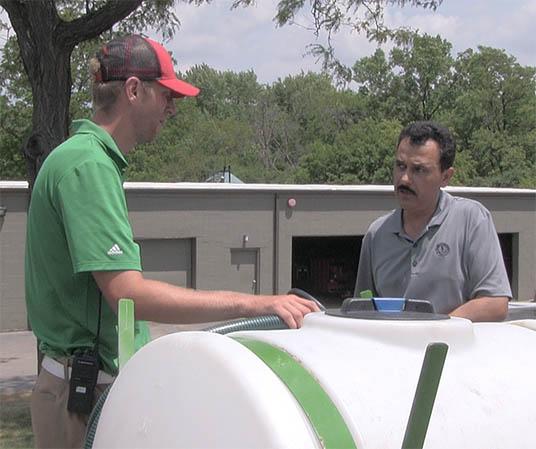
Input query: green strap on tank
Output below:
<box><xmin>401</xmin><ymin>342</ymin><xmax>448</xmax><ymax>449</ymax></box>
<box><xmin>233</xmin><ymin>337</ymin><xmax>357</xmax><ymax>449</ymax></box>
<box><xmin>118</xmin><ymin>298</ymin><xmax>152</xmax><ymax>371</ymax></box>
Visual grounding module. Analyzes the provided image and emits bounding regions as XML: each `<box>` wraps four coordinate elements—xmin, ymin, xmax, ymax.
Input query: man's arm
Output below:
<box><xmin>354</xmin><ymin>232</ymin><xmax>376</xmax><ymax>297</ymax></box>
<box><xmin>449</xmin><ymin>296</ymin><xmax>508</xmax><ymax>322</ymax></box>
<box><xmin>456</xmin><ymin>204</ymin><xmax>512</xmax><ymax>322</ymax></box>
<box><xmin>93</xmin><ymin>270</ymin><xmax>319</xmax><ymax>329</ymax></box>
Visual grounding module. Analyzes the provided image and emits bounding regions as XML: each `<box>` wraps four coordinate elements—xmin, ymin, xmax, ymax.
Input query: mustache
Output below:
<box><xmin>397</xmin><ymin>185</ymin><xmax>416</xmax><ymax>196</ymax></box>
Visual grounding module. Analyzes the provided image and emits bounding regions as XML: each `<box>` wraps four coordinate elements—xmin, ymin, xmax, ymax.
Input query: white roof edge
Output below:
<box><xmin>122</xmin><ymin>182</ymin><xmax>536</xmax><ymax>194</ymax></box>
<box><xmin>1</xmin><ymin>180</ymin><xmax>29</xmax><ymax>189</ymax></box>
<box><xmin>445</xmin><ymin>186</ymin><xmax>536</xmax><ymax>194</ymax></box>
<box><xmin>0</xmin><ymin>180</ymin><xmax>534</xmax><ymax>195</ymax></box>
<box><xmin>122</xmin><ymin>182</ymin><xmax>396</xmax><ymax>192</ymax></box>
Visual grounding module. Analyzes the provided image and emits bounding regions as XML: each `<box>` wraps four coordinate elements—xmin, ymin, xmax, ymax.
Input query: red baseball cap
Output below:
<box><xmin>96</xmin><ymin>35</ymin><xmax>200</xmax><ymax>98</ymax></box>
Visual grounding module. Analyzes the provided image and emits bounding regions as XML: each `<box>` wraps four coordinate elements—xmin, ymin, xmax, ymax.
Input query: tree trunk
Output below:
<box><xmin>0</xmin><ymin>0</ymin><xmax>71</xmax><ymax>187</ymax></box>
<box><xmin>23</xmin><ymin>46</ymin><xmax>72</xmax><ymax>189</ymax></box>
<box><xmin>1</xmin><ymin>0</ymin><xmax>144</xmax><ymax>187</ymax></box>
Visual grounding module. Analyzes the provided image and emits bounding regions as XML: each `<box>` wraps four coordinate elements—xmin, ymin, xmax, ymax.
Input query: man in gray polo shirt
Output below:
<box><xmin>355</xmin><ymin>121</ymin><xmax>510</xmax><ymax>321</ymax></box>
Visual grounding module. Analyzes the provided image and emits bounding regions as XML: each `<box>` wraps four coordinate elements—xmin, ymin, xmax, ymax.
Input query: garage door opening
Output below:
<box><xmin>498</xmin><ymin>233</ymin><xmax>515</xmax><ymax>295</ymax></box>
<box><xmin>292</xmin><ymin>236</ymin><xmax>362</xmax><ymax>307</ymax></box>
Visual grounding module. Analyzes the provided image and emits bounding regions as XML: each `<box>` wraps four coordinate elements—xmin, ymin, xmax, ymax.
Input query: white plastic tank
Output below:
<box><xmin>93</xmin><ymin>312</ymin><xmax>536</xmax><ymax>449</ymax></box>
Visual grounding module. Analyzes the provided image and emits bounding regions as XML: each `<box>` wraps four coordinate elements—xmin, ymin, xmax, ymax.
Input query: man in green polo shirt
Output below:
<box><xmin>25</xmin><ymin>35</ymin><xmax>319</xmax><ymax>449</ymax></box>
<box><xmin>355</xmin><ymin>121</ymin><xmax>511</xmax><ymax>321</ymax></box>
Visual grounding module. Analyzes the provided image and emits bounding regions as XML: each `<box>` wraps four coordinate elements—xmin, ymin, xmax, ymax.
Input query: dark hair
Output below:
<box><xmin>397</xmin><ymin>121</ymin><xmax>456</xmax><ymax>171</ymax></box>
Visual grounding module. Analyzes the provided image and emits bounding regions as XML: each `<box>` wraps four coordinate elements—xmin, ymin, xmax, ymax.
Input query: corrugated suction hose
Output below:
<box><xmin>204</xmin><ymin>288</ymin><xmax>325</xmax><ymax>334</ymax></box>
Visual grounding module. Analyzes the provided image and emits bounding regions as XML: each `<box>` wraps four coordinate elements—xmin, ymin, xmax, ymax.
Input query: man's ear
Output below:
<box><xmin>441</xmin><ymin>167</ymin><xmax>455</xmax><ymax>187</ymax></box>
<box><xmin>124</xmin><ymin>77</ymin><xmax>142</xmax><ymax>103</ymax></box>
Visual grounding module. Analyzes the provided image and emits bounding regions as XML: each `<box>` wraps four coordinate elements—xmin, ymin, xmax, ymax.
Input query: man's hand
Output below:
<box><xmin>244</xmin><ymin>294</ymin><xmax>321</xmax><ymax>329</ymax></box>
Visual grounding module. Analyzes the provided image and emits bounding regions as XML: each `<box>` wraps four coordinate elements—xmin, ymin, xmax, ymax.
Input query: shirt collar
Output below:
<box><xmin>384</xmin><ymin>208</ymin><xmax>404</xmax><ymax>234</ymax></box>
<box><xmin>69</xmin><ymin>119</ymin><xmax>128</xmax><ymax>174</ymax></box>
<box><xmin>387</xmin><ymin>189</ymin><xmax>452</xmax><ymax>236</ymax></box>
<box><xmin>428</xmin><ymin>190</ymin><xmax>452</xmax><ymax>227</ymax></box>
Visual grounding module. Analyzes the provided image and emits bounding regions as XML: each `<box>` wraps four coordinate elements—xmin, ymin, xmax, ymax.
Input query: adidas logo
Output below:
<box><xmin>107</xmin><ymin>244</ymin><xmax>123</xmax><ymax>256</ymax></box>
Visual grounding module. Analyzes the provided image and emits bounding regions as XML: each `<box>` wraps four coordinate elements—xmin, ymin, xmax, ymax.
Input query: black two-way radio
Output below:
<box><xmin>67</xmin><ymin>292</ymin><xmax>103</xmax><ymax>414</ymax></box>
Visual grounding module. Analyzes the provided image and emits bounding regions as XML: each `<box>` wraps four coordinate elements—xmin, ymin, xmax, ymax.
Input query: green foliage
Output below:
<box><xmin>0</xmin><ymin>32</ymin><xmax>100</xmax><ymax>178</ymax></box>
<box><xmin>0</xmin><ymin>97</ymin><xmax>31</xmax><ymax>180</ymax></box>
<box><xmin>348</xmin><ymin>35</ymin><xmax>535</xmax><ymax>188</ymax></box>
<box><xmin>353</xmin><ymin>49</ymin><xmax>395</xmax><ymax>119</ymax></box>
<box><xmin>187</xmin><ymin>64</ymin><xmax>262</xmax><ymax>120</ymax></box>
<box><xmin>389</xmin><ymin>33</ymin><xmax>454</xmax><ymax>122</ymax></box>
<box><xmin>449</xmin><ymin>47</ymin><xmax>536</xmax><ymax>142</ymax></box>
<box><xmin>271</xmin><ymin>72</ymin><xmax>351</xmax><ymax>144</ymax></box>
<box><xmin>467</xmin><ymin>129</ymin><xmax>535</xmax><ymax>187</ymax></box>
<box><xmin>0</xmin><ymin>34</ymin><xmax>30</xmax><ymax>178</ymax></box>
<box><xmin>295</xmin><ymin>118</ymin><xmax>400</xmax><ymax>184</ymax></box>
<box><xmin>445</xmin><ymin>144</ymin><xmax>476</xmax><ymax>186</ymax></box>
<box><xmin>1</xmin><ymin>13</ymin><xmax>534</xmax><ymax>188</ymax></box>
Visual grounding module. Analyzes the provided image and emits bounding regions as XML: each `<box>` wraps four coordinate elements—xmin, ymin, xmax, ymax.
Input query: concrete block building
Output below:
<box><xmin>1</xmin><ymin>181</ymin><xmax>534</xmax><ymax>331</ymax></box>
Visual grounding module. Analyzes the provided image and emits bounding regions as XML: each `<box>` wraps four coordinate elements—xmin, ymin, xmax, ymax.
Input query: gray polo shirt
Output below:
<box><xmin>355</xmin><ymin>190</ymin><xmax>512</xmax><ymax>314</ymax></box>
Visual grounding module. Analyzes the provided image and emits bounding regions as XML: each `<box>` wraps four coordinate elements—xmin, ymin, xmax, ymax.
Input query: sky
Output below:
<box><xmin>158</xmin><ymin>0</ymin><xmax>536</xmax><ymax>84</ymax></box>
<box><xmin>1</xmin><ymin>0</ymin><xmax>534</xmax><ymax>84</ymax></box>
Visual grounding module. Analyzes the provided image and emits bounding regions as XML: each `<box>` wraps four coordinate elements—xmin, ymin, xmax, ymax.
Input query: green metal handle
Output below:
<box><xmin>402</xmin><ymin>342</ymin><xmax>449</xmax><ymax>449</ymax></box>
<box><xmin>118</xmin><ymin>298</ymin><xmax>135</xmax><ymax>371</ymax></box>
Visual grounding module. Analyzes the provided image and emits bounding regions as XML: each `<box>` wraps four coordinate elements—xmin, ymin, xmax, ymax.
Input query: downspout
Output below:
<box><xmin>273</xmin><ymin>192</ymin><xmax>280</xmax><ymax>294</ymax></box>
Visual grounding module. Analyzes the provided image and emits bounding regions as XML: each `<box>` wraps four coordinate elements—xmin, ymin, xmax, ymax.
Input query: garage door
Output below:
<box><xmin>137</xmin><ymin>238</ymin><xmax>193</xmax><ymax>288</ymax></box>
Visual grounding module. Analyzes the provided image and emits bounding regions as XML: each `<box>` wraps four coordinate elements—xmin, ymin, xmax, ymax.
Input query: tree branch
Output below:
<box><xmin>0</xmin><ymin>0</ymin><xmax>58</xmax><ymax>54</ymax></box>
<box><xmin>57</xmin><ymin>0</ymin><xmax>144</xmax><ymax>47</ymax></box>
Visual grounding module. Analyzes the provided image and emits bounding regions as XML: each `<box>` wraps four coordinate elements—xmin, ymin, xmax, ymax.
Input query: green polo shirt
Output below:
<box><xmin>25</xmin><ymin>119</ymin><xmax>143</xmax><ymax>375</ymax></box>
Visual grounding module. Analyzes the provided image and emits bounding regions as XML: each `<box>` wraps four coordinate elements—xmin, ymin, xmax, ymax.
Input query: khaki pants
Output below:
<box><xmin>31</xmin><ymin>368</ymin><xmax>108</xmax><ymax>449</ymax></box>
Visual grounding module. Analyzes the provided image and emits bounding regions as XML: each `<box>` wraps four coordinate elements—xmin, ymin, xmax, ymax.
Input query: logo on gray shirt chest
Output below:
<box><xmin>435</xmin><ymin>242</ymin><xmax>450</xmax><ymax>257</ymax></box>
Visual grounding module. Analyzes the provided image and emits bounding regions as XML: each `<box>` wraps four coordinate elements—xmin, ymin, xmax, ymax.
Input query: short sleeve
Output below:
<box><xmin>465</xmin><ymin>208</ymin><xmax>512</xmax><ymax>299</ymax></box>
<box><xmin>355</xmin><ymin>231</ymin><xmax>376</xmax><ymax>297</ymax></box>
<box><xmin>56</xmin><ymin>160</ymin><xmax>141</xmax><ymax>273</ymax></box>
